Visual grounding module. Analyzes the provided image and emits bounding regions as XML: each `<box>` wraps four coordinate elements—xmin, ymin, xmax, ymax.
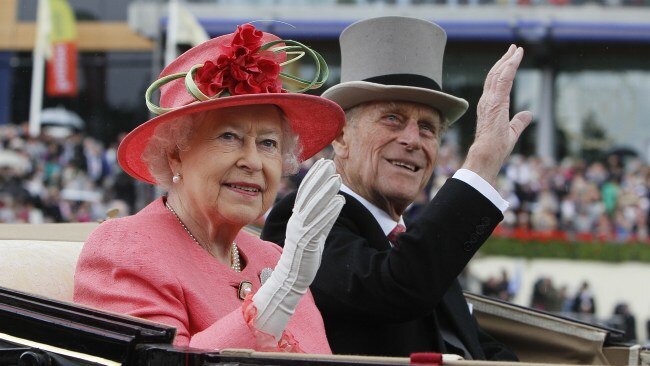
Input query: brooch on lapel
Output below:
<box><xmin>238</xmin><ymin>281</ymin><xmax>253</xmax><ymax>300</ymax></box>
<box><xmin>260</xmin><ymin>267</ymin><xmax>273</xmax><ymax>285</ymax></box>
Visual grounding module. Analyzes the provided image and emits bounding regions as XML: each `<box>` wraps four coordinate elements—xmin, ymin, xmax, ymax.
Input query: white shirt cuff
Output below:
<box><xmin>452</xmin><ymin>169</ymin><xmax>509</xmax><ymax>214</ymax></box>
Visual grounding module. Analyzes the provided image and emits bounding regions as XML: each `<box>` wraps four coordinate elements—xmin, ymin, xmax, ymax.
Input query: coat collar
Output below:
<box><xmin>340</xmin><ymin>184</ymin><xmax>406</xmax><ymax>237</ymax></box>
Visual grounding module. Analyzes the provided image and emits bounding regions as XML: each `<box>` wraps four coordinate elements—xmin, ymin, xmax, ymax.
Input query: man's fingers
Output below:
<box><xmin>509</xmin><ymin>111</ymin><xmax>533</xmax><ymax>141</ymax></box>
<box><xmin>483</xmin><ymin>44</ymin><xmax>515</xmax><ymax>92</ymax></box>
<box><xmin>487</xmin><ymin>46</ymin><xmax>521</xmax><ymax>98</ymax></box>
<box><xmin>483</xmin><ymin>44</ymin><xmax>517</xmax><ymax>94</ymax></box>
<box><xmin>493</xmin><ymin>47</ymin><xmax>523</xmax><ymax>99</ymax></box>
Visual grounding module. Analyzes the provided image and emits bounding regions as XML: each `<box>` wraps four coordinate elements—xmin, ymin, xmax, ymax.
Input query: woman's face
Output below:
<box><xmin>172</xmin><ymin>105</ymin><xmax>284</xmax><ymax>227</ymax></box>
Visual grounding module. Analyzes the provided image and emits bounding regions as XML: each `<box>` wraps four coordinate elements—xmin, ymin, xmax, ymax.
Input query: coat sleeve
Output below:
<box><xmin>73</xmin><ymin>223</ymin><xmax>297</xmax><ymax>351</ymax></box>
<box><xmin>262</xmin><ymin>178</ymin><xmax>503</xmax><ymax>323</ymax></box>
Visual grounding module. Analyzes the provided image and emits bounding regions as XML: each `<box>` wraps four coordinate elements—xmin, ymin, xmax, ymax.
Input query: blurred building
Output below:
<box><xmin>1</xmin><ymin>0</ymin><xmax>650</xmax><ymax>163</ymax></box>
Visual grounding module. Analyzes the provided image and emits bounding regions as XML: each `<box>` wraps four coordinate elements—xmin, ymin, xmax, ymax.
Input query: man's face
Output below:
<box><xmin>333</xmin><ymin>101</ymin><xmax>443</xmax><ymax>219</ymax></box>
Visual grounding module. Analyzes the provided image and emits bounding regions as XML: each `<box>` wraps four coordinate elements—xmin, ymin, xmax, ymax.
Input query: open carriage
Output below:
<box><xmin>1</xmin><ymin>223</ymin><xmax>647</xmax><ymax>366</ymax></box>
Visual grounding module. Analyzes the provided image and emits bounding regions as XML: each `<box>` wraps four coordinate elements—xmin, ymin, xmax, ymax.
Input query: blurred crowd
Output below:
<box><xmin>425</xmin><ymin>142</ymin><xmax>650</xmax><ymax>244</ymax></box>
<box><xmin>494</xmin><ymin>152</ymin><xmax>650</xmax><ymax>243</ymax></box>
<box><xmin>0</xmin><ymin>124</ymin><xmax>136</xmax><ymax>224</ymax></box>
<box><xmin>2</xmin><ymin>126</ymin><xmax>650</xmax><ymax>246</ymax></box>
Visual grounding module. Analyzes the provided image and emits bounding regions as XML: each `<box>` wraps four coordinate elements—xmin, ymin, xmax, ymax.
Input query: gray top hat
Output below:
<box><xmin>321</xmin><ymin>16</ymin><xmax>469</xmax><ymax>125</ymax></box>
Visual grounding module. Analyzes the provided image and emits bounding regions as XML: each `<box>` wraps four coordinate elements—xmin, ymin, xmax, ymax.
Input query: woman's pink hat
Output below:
<box><xmin>118</xmin><ymin>24</ymin><xmax>345</xmax><ymax>185</ymax></box>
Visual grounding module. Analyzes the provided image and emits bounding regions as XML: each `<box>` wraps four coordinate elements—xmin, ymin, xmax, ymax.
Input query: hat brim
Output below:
<box><xmin>118</xmin><ymin>93</ymin><xmax>345</xmax><ymax>185</ymax></box>
<box><xmin>320</xmin><ymin>81</ymin><xmax>469</xmax><ymax>125</ymax></box>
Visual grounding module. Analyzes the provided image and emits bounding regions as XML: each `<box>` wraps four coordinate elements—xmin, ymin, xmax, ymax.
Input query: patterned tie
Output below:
<box><xmin>387</xmin><ymin>224</ymin><xmax>406</xmax><ymax>247</ymax></box>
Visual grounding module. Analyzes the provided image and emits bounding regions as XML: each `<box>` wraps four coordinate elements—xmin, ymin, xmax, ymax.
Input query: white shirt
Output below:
<box><xmin>340</xmin><ymin>185</ymin><xmax>406</xmax><ymax>238</ymax></box>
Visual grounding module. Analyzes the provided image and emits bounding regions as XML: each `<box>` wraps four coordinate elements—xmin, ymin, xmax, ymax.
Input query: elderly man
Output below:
<box><xmin>262</xmin><ymin>16</ymin><xmax>532</xmax><ymax>359</ymax></box>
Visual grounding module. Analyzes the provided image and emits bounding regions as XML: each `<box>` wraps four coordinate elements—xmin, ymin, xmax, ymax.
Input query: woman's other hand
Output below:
<box><xmin>253</xmin><ymin>159</ymin><xmax>345</xmax><ymax>339</ymax></box>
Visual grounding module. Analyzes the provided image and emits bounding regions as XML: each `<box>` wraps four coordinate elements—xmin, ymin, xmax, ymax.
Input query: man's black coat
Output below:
<box><xmin>261</xmin><ymin>178</ymin><xmax>517</xmax><ymax>360</ymax></box>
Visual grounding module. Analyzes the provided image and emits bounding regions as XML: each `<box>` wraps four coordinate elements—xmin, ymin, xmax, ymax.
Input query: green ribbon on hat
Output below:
<box><xmin>145</xmin><ymin>39</ymin><xmax>329</xmax><ymax>116</ymax></box>
<box><xmin>260</xmin><ymin>39</ymin><xmax>328</xmax><ymax>93</ymax></box>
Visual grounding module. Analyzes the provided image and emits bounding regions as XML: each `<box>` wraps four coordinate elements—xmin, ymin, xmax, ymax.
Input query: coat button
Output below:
<box><xmin>463</xmin><ymin>242</ymin><xmax>473</xmax><ymax>251</ymax></box>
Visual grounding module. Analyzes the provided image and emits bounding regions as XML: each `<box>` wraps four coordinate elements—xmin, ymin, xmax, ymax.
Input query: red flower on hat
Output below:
<box><xmin>194</xmin><ymin>24</ymin><xmax>283</xmax><ymax>97</ymax></box>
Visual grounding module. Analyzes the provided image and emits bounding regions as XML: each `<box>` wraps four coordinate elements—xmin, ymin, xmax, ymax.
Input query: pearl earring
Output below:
<box><xmin>172</xmin><ymin>173</ymin><xmax>181</xmax><ymax>184</ymax></box>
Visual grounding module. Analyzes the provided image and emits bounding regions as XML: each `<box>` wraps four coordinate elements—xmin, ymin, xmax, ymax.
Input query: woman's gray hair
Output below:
<box><xmin>142</xmin><ymin>108</ymin><xmax>301</xmax><ymax>191</ymax></box>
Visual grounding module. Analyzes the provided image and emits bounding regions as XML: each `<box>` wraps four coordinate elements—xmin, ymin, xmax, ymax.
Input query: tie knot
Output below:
<box><xmin>387</xmin><ymin>224</ymin><xmax>406</xmax><ymax>247</ymax></box>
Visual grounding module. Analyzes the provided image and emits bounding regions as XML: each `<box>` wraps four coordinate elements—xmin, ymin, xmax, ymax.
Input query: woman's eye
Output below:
<box><xmin>220</xmin><ymin>132</ymin><xmax>237</xmax><ymax>140</ymax></box>
<box><xmin>261</xmin><ymin>139</ymin><xmax>278</xmax><ymax>148</ymax></box>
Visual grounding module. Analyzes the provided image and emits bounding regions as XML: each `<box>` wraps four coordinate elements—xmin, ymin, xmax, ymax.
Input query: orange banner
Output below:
<box><xmin>45</xmin><ymin>0</ymin><xmax>77</xmax><ymax>97</ymax></box>
<box><xmin>46</xmin><ymin>41</ymin><xmax>77</xmax><ymax>96</ymax></box>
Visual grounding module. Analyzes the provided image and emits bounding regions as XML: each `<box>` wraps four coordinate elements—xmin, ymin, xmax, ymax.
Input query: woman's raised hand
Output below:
<box><xmin>253</xmin><ymin>159</ymin><xmax>345</xmax><ymax>339</ymax></box>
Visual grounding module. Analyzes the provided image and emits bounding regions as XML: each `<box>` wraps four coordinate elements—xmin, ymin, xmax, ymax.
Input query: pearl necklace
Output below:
<box><xmin>165</xmin><ymin>200</ymin><xmax>241</xmax><ymax>272</ymax></box>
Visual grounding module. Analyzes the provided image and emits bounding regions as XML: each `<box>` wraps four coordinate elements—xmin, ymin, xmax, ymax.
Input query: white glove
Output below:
<box><xmin>253</xmin><ymin>159</ymin><xmax>345</xmax><ymax>340</ymax></box>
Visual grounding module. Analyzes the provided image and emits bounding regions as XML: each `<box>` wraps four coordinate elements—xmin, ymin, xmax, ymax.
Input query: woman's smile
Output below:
<box><xmin>224</xmin><ymin>182</ymin><xmax>263</xmax><ymax>197</ymax></box>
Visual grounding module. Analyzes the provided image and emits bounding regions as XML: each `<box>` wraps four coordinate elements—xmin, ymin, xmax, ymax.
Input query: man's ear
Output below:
<box><xmin>331</xmin><ymin>126</ymin><xmax>350</xmax><ymax>160</ymax></box>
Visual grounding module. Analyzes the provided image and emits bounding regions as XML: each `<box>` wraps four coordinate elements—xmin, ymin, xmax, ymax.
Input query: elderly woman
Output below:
<box><xmin>74</xmin><ymin>24</ymin><xmax>345</xmax><ymax>353</ymax></box>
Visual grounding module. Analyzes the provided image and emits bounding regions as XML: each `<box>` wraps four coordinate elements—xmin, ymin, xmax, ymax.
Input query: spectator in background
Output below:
<box><xmin>482</xmin><ymin>276</ymin><xmax>503</xmax><ymax>299</ymax></box>
<box><xmin>601</xmin><ymin>174</ymin><xmax>620</xmax><ymax>217</ymax></box>
<box><xmin>530</xmin><ymin>276</ymin><xmax>562</xmax><ymax>312</ymax></box>
<box><xmin>612</xmin><ymin>302</ymin><xmax>637</xmax><ymax>343</ymax></box>
<box><xmin>572</xmin><ymin>281</ymin><xmax>597</xmax><ymax>317</ymax></box>
<box><xmin>481</xmin><ymin>269</ymin><xmax>513</xmax><ymax>302</ymax></box>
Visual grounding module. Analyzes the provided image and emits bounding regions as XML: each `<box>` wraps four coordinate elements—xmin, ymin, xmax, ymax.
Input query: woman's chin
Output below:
<box><xmin>219</xmin><ymin>208</ymin><xmax>264</xmax><ymax>228</ymax></box>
